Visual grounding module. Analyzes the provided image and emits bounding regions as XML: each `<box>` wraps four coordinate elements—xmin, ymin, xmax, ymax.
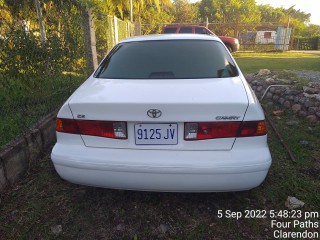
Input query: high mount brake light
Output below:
<box><xmin>56</xmin><ymin>118</ymin><xmax>127</xmax><ymax>139</ymax></box>
<box><xmin>184</xmin><ymin>121</ymin><xmax>267</xmax><ymax>140</ymax></box>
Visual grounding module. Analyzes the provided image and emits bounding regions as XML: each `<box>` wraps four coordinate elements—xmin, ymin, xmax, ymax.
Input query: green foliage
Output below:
<box><xmin>140</xmin><ymin>3</ymin><xmax>174</xmax><ymax>34</ymax></box>
<box><xmin>297</xmin><ymin>24</ymin><xmax>320</xmax><ymax>38</ymax></box>
<box><xmin>0</xmin><ymin>0</ymin><xmax>87</xmax><ymax>147</ymax></box>
<box><xmin>199</xmin><ymin>0</ymin><xmax>260</xmax><ymax>36</ymax></box>
<box><xmin>172</xmin><ymin>0</ymin><xmax>199</xmax><ymax>23</ymax></box>
<box><xmin>258</xmin><ymin>4</ymin><xmax>284</xmax><ymax>23</ymax></box>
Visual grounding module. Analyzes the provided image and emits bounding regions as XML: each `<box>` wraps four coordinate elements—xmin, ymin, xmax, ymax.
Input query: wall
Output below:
<box><xmin>0</xmin><ymin>112</ymin><xmax>57</xmax><ymax>192</ymax></box>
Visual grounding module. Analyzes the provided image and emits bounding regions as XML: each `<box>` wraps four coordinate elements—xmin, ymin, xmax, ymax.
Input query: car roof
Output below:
<box><xmin>120</xmin><ymin>34</ymin><xmax>222</xmax><ymax>43</ymax></box>
<box><xmin>164</xmin><ymin>25</ymin><xmax>206</xmax><ymax>28</ymax></box>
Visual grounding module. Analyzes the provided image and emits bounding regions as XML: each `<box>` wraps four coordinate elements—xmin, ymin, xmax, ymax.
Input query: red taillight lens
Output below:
<box><xmin>238</xmin><ymin>120</ymin><xmax>267</xmax><ymax>137</ymax></box>
<box><xmin>56</xmin><ymin>118</ymin><xmax>127</xmax><ymax>139</ymax></box>
<box><xmin>184</xmin><ymin>120</ymin><xmax>267</xmax><ymax>140</ymax></box>
<box><xmin>185</xmin><ymin>122</ymin><xmax>241</xmax><ymax>140</ymax></box>
<box><xmin>56</xmin><ymin>118</ymin><xmax>79</xmax><ymax>134</ymax></box>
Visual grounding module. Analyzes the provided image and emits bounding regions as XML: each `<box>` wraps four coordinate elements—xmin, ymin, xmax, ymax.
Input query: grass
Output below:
<box><xmin>234</xmin><ymin>52</ymin><xmax>320</xmax><ymax>74</ymax></box>
<box><xmin>0</xmin><ymin>73</ymin><xmax>85</xmax><ymax>148</ymax></box>
<box><xmin>0</xmin><ymin>101</ymin><xmax>319</xmax><ymax>239</ymax></box>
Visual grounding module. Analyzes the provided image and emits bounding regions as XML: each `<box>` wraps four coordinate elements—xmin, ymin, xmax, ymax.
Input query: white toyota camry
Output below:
<box><xmin>51</xmin><ymin>34</ymin><xmax>272</xmax><ymax>192</ymax></box>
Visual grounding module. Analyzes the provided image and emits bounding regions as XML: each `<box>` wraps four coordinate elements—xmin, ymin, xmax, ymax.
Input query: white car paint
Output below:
<box><xmin>51</xmin><ymin>34</ymin><xmax>272</xmax><ymax>192</ymax></box>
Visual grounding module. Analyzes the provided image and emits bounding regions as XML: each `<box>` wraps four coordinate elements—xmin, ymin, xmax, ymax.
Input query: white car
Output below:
<box><xmin>51</xmin><ymin>34</ymin><xmax>272</xmax><ymax>192</ymax></box>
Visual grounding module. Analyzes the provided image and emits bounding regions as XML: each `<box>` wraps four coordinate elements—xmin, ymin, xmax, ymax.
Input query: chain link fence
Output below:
<box><xmin>0</xmin><ymin>2</ymin><xmax>134</xmax><ymax>149</ymax></box>
<box><xmin>140</xmin><ymin>22</ymin><xmax>304</xmax><ymax>51</ymax></box>
<box><xmin>94</xmin><ymin>13</ymin><xmax>135</xmax><ymax>62</ymax></box>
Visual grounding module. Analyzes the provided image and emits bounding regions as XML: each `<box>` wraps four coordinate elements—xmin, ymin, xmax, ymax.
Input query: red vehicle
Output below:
<box><xmin>161</xmin><ymin>25</ymin><xmax>240</xmax><ymax>52</ymax></box>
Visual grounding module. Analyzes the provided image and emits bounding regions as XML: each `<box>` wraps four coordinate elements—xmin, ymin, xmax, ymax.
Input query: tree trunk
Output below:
<box><xmin>34</xmin><ymin>0</ymin><xmax>46</xmax><ymax>46</ymax></box>
<box><xmin>82</xmin><ymin>8</ymin><xmax>98</xmax><ymax>74</ymax></box>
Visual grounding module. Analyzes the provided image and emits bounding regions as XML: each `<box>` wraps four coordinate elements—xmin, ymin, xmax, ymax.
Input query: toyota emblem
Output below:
<box><xmin>147</xmin><ymin>109</ymin><xmax>162</xmax><ymax>118</ymax></box>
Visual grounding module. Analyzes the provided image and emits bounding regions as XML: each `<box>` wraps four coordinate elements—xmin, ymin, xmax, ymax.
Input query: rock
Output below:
<box><xmin>303</xmin><ymin>93</ymin><xmax>320</xmax><ymax>101</ymax></box>
<box><xmin>51</xmin><ymin>225</ymin><xmax>62</xmax><ymax>235</ymax></box>
<box><xmin>267</xmin><ymin>102</ymin><xmax>273</xmax><ymax>107</ymax></box>
<box><xmin>285</xmin><ymin>196</ymin><xmax>305</xmax><ymax>209</ymax></box>
<box><xmin>299</xmin><ymin>98</ymin><xmax>306</xmax><ymax>104</ymax></box>
<box><xmin>115</xmin><ymin>223</ymin><xmax>125</xmax><ymax>231</ymax></box>
<box><xmin>286</xmin><ymin>120</ymin><xmax>299</xmax><ymax>126</ymax></box>
<box><xmin>283</xmin><ymin>101</ymin><xmax>291</xmax><ymax>108</ymax></box>
<box><xmin>272</xmin><ymin>95</ymin><xmax>279</xmax><ymax>101</ymax></box>
<box><xmin>159</xmin><ymin>224</ymin><xmax>170</xmax><ymax>234</ymax></box>
<box><xmin>316</xmin><ymin>112</ymin><xmax>320</xmax><ymax>118</ymax></box>
<box><xmin>265</xmin><ymin>78</ymin><xmax>275</xmax><ymax>83</ymax></box>
<box><xmin>294</xmin><ymin>96</ymin><xmax>300</xmax><ymax>103</ymax></box>
<box><xmin>308</xmin><ymin>107</ymin><xmax>318</xmax><ymax>114</ymax></box>
<box><xmin>300</xmin><ymin>140</ymin><xmax>309</xmax><ymax>146</ymax></box>
<box><xmin>278</xmin><ymin>97</ymin><xmax>285</xmax><ymax>105</ymax></box>
<box><xmin>288</xmin><ymin>96</ymin><xmax>294</xmax><ymax>101</ymax></box>
<box><xmin>273</xmin><ymin>110</ymin><xmax>284</xmax><ymax>116</ymax></box>
<box><xmin>306</xmin><ymin>115</ymin><xmax>318</xmax><ymax>124</ymax></box>
<box><xmin>252</xmin><ymin>80</ymin><xmax>258</xmax><ymax>85</ymax></box>
<box><xmin>266</xmin><ymin>92</ymin><xmax>273</xmax><ymax>99</ymax></box>
<box><xmin>245</xmin><ymin>74</ymin><xmax>255</xmax><ymax>82</ymax></box>
<box><xmin>291</xmin><ymin>104</ymin><xmax>302</xmax><ymax>113</ymax></box>
<box><xmin>308</xmin><ymin>82</ymin><xmax>320</xmax><ymax>89</ymax></box>
<box><xmin>274</xmin><ymin>89</ymin><xmax>282</xmax><ymax>95</ymax></box>
<box><xmin>257</xmin><ymin>86</ymin><xmax>263</xmax><ymax>92</ymax></box>
<box><xmin>303</xmin><ymin>86</ymin><xmax>320</xmax><ymax>94</ymax></box>
<box><xmin>269</xmin><ymin>87</ymin><xmax>276</xmax><ymax>93</ymax></box>
<box><xmin>285</xmin><ymin>90</ymin><xmax>303</xmax><ymax>95</ymax></box>
<box><xmin>257</xmin><ymin>69</ymin><xmax>271</xmax><ymax>76</ymax></box>
<box><xmin>298</xmin><ymin>111</ymin><xmax>307</xmax><ymax>117</ymax></box>
<box><xmin>304</xmin><ymin>100</ymin><xmax>312</xmax><ymax>108</ymax></box>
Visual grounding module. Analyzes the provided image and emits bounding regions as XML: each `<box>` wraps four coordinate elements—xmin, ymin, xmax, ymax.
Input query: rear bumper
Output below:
<box><xmin>230</xmin><ymin>43</ymin><xmax>240</xmax><ymax>52</ymax></box>
<box><xmin>51</xmin><ymin>142</ymin><xmax>272</xmax><ymax>192</ymax></box>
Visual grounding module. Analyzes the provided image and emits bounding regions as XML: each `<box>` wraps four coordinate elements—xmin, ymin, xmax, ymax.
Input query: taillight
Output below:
<box><xmin>185</xmin><ymin>122</ymin><xmax>241</xmax><ymax>140</ymax></box>
<box><xmin>56</xmin><ymin>118</ymin><xmax>79</xmax><ymax>134</ymax></box>
<box><xmin>184</xmin><ymin>120</ymin><xmax>267</xmax><ymax>140</ymax></box>
<box><xmin>56</xmin><ymin>118</ymin><xmax>127</xmax><ymax>139</ymax></box>
<box><xmin>238</xmin><ymin>121</ymin><xmax>267</xmax><ymax>137</ymax></box>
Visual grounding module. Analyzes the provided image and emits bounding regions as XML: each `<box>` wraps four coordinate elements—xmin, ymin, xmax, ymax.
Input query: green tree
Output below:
<box><xmin>258</xmin><ymin>4</ymin><xmax>284</xmax><ymax>23</ymax></box>
<box><xmin>172</xmin><ymin>0</ymin><xmax>198</xmax><ymax>23</ymax></box>
<box><xmin>198</xmin><ymin>0</ymin><xmax>260</xmax><ymax>36</ymax></box>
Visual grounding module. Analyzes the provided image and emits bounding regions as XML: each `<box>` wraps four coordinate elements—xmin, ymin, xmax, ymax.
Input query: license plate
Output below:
<box><xmin>134</xmin><ymin>123</ymin><xmax>178</xmax><ymax>145</ymax></box>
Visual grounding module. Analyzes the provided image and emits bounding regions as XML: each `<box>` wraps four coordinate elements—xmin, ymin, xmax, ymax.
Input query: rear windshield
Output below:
<box><xmin>163</xmin><ymin>28</ymin><xmax>177</xmax><ymax>33</ymax></box>
<box><xmin>95</xmin><ymin>40</ymin><xmax>238</xmax><ymax>79</ymax></box>
<box><xmin>180</xmin><ymin>27</ymin><xmax>192</xmax><ymax>33</ymax></box>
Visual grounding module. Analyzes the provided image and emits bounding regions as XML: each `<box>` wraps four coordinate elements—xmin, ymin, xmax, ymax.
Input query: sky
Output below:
<box><xmin>255</xmin><ymin>0</ymin><xmax>320</xmax><ymax>25</ymax></box>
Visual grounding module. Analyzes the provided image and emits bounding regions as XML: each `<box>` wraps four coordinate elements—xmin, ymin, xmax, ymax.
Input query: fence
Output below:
<box><xmin>94</xmin><ymin>13</ymin><xmax>135</xmax><ymax>62</ymax></box>
<box><xmin>292</xmin><ymin>37</ymin><xmax>320</xmax><ymax>50</ymax></box>
<box><xmin>0</xmin><ymin>2</ymin><xmax>134</xmax><ymax>149</ymax></box>
<box><xmin>140</xmin><ymin>22</ymin><xmax>310</xmax><ymax>51</ymax></box>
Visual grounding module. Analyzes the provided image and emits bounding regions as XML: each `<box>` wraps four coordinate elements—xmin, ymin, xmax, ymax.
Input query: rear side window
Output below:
<box><xmin>95</xmin><ymin>40</ymin><xmax>238</xmax><ymax>79</ymax></box>
<box><xmin>179</xmin><ymin>27</ymin><xmax>192</xmax><ymax>33</ymax></box>
<box><xmin>163</xmin><ymin>28</ymin><xmax>177</xmax><ymax>33</ymax></box>
<box><xmin>195</xmin><ymin>28</ymin><xmax>207</xmax><ymax>34</ymax></box>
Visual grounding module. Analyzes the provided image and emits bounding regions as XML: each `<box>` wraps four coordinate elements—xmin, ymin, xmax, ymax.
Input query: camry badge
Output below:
<box><xmin>147</xmin><ymin>109</ymin><xmax>162</xmax><ymax>118</ymax></box>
